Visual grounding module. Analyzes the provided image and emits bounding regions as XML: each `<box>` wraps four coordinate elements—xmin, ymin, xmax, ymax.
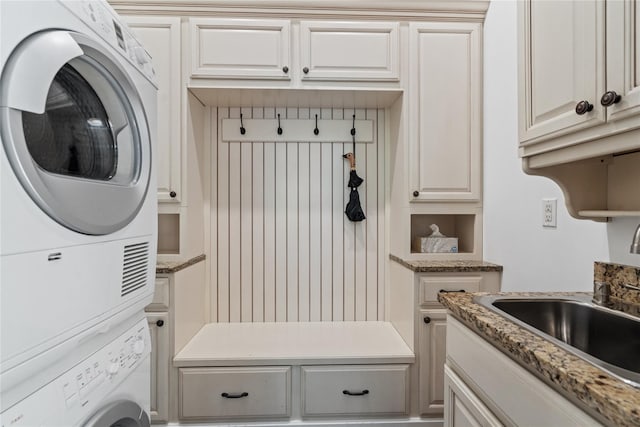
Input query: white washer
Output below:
<box><xmin>0</xmin><ymin>0</ymin><xmax>157</xmax><ymax>407</ymax></box>
<box><xmin>0</xmin><ymin>316</ymin><xmax>151</xmax><ymax>427</ymax></box>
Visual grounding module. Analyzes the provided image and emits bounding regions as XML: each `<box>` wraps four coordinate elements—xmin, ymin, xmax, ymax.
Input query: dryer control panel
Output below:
<box><xmin>0</xmin><ymin>318</ymin><xmax>150</xmax><ymax>427</ymax></box>
<box><xmin>59</xmin><ymin>0</ymin><xmax>156</xmax><ymax>84</ymax></box>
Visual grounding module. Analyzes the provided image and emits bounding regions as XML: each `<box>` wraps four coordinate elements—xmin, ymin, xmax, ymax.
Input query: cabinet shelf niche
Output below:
<box><xmin>410</xmin><ymin>214</ymin><xmax>478</xmax><ymax>257</ymax></box>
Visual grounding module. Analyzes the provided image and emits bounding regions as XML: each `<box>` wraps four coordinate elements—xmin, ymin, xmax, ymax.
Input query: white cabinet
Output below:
<box><xmin>189</xmin><ymin>19</ymin><xmax>291</xmax><ymax>80</ymax></box>
<box><xmin>606</xmin><ymin>0</ymin><xmax>640</xmax><ymax>123</ymax></box>
<box><xmin>415</xmin><ymin>272</ymin><xmax>500</xmax><ymax>418</ymax></box>
<box><xmin>188</xmin><ymin>18</ymin><xmax>399</xmax><ymax>85</ymax></box>
<box><xmin>419</xmin><ymin>309</ymin><xmax>447</xmax><ymax>415</ymax></box>
<box><xmin>147</xmin><ymin>311</ymin><xmax>170</xmax><ymax>423</ymax></box>
<box><xmin>518</xmin><ymin>0</ymin><xmax>640</xmax><ymax>221</ymax></box>
<box><xmin>445</xmin><ymin>317</ymin><xmax>602</xmax><ymax>427</ymax></box>
<box><xmin>518</xmin><ymin>0</ymin><xmax>640</xmax><ymax>156</ymax></box>
<box><xmin>519</xmin><ymin>1</ymin><xmax>606</xmax><ymax>144</ymax></box>
<box><xmin>124</xmin><ymin>16</ymin><xmax>182</xmax><ymax>203</ymax></box>
<box><xmin>299</xmin><ymin>21</ymin><xmax>399</xmax><ymax>82</ymax></box>
<box><xmin>146</xmin><ymin>276</ymin><xmax>171</xmax><ymax>423</ymax></box>
<box><xmin>444</xmin><ymin>365</ymin><xmax>503</xmax><ymax>427</ymax></box>
<box><xmin>409</xmin><ymin>22</ymin><xmax>482</xmax><ymax>202</ymax></box>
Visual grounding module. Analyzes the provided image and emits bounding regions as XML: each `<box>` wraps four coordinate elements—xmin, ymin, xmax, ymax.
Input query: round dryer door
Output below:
<box><xmin>0</xmin><ymin>30</ymin><xmax>151</xmax><ymax>235</ymax></box>
<box><xmin>83</xmin><ymin>400</ymin><xmax>150</xmax><ymax>427</ymax></box>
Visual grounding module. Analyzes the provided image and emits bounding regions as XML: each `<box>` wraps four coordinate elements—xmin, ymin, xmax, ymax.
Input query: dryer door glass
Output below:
<box><xmin>22</xmin><ymin>63</ymin><xmax>117</xmax><ymax>180</ymax></box>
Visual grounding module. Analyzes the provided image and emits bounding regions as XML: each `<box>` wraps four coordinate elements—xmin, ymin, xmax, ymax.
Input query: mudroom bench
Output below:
<box><xmin>173</xmin><ymin>321</ymin><xmax>415</xmax><ymax>424</ymax></box>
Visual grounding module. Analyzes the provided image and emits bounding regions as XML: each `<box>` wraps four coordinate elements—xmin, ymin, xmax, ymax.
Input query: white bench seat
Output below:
<box><xmin>173</xmin><ymin>321</ymin><xmax>414</xmax><ymax>367</ymax></box>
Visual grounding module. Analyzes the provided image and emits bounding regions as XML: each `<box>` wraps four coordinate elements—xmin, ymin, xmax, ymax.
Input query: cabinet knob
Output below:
<box><xmin>303</xmin><ymin>67</ymin><xmax>309</xmax><ymax>74</ymax></box>
<box><xmin>169</xmin><ymin>191</ymin><xmax>177</xmax><ymax>198</ymax></box>
<box><xmin>156</xmin><ymin>320</ymin><xmax>164</xmax><ymax>327</ymax></box>
<box><xmin>575</xmin><ymin>100</ymin><xmax>594</xmax><ymax>115</ymax></box>
<box><xmin>282</xmin><ymin>66</ymin><xmax>289</xmax><ymax>74</ymax></box>
<box><xmin>413</xmin><ymin>191</ymin><xmax>420</xmax><ymax>197</ymax></box>
<box><xmin>423</xmin><ymin>316</ymin><xmax>431</xmax><ymax>324</ymax></box>
<box><xmin>600</xmin><ymin>91</ymin><xmax>621</xmax><ymax>107</ymax></box>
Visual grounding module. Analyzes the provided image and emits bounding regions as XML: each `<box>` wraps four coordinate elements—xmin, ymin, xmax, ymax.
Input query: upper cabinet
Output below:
<box><xmin>299</xmin><ymin>21</ymin><xmax>399</xmax><ymax>82</ymax></box>
<box><xmin>519</xmin><ymin>0</ymin><xmax>640</xmax><ymax>160</ymax></box>
<box><xmin>188</xmin><ymin>18</ymin><xmax>400</xmax><ymax>87</ymax></box>
<box><xmin>518</xmin><ymin>0</ymin><xmax>640</xmax><ymax>221</ymax></box>
<box><xmin>408</xmin><ymin>22</ymin><xmax>482</xmax><ymax>202</ymax></box>
<box><xmin>189</xmin><ymin>19</ymin><xmax>291</xmax><ymax>80</ymax></box>
<box><xmin>124</xmin><ymin>16</ymin><xmax>183</xmax><ymax>203</ymax></box>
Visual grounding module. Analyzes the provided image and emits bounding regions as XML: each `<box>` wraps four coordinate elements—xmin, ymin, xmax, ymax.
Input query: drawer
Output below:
<box><xmin>419</xmin><ymin>275</ymin><xmax>482</xmax><ymax>305</ymax></box>
<box><xmin>147</xmin><ymin>277</ymin><xmax>169</xmax><ymax>311</ymax></box>
<box><xmin>179</xmin><ymin>366</ymin><xmax>291</xmax><ymax>420</ymax></box>
<box><xmin>301</xmin><ymin>365</ymin><xmax>409</xmax><ymax>417</ymax></box>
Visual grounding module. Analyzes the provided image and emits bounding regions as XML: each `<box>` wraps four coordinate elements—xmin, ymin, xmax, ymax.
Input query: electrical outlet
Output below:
<box><xmin>542</xmin><ymin>198</ymin><xmax>557</xmax><ymax>228</ymax></box>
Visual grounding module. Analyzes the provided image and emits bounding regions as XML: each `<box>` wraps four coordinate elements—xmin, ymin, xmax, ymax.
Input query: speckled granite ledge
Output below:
<box><xmin>439</xmin><ymin>291</ymin><xmax>640</xmax><ymax>427</ymax></box>
<box><xmin>156</xmin><ymin>254</ymin><xmax>206</xmax><ymax>274</ymax></box>
<box><xmin>389</xmin><ymin>253</ymin><xmax>503</xmax><ymax>272</ymax></box>
<box><xmin>595</xmin><ymin>261</ymin><xmax>640</xmax><ymax>317</ymax></box>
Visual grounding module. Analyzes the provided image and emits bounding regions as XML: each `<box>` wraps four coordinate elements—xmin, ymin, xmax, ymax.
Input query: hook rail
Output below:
<box><xmin>221</xmin><ymin>118</ymin><xmax>374</xmax><ymax>143</ymax></box>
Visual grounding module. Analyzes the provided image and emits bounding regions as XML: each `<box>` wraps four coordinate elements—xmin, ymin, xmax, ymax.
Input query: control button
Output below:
<box><xmin>76</xmin><ymin>372</ymin><xmax>86</xmax><ymax>390</ymax></box>
<box><xmin>107</xmin><ymin>361</ymin><xmax>119</xmax><ymax>378</ymax></box>
<box><xmin>133</xmin><ymin>47</ymin><xmax>148</xmax><ymax>66</ymax></box>
<box><xmin>63</xmin><ymin>381</ymin><xmax>78</xmax><ymax>407</ymax></box>
<box><xmin>133</xmin><ymin>338</ymin><xmax>145</xmax><ymax>356</ymax></box>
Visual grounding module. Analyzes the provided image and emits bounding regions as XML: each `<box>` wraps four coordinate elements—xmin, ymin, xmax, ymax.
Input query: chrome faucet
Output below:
<box><xmin>593</xmin><ymin>282</ymin><xmax>611</xmax><ymax>307</ymax></box>
<box><xmin>631</xmin><ymin>223</ymin><xmax>640</xmax><ymax>254</ymax></box>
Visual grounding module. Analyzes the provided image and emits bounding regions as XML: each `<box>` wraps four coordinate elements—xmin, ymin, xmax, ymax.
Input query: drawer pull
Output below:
<box><xmin>439</xmin><ymin>289</ymin><xmax>466</xmax><ymax>293</ymax></box>
<box><xmin>342</xmin><ymin>389</ymin><xmax>369</xmax><ymax>396</ymax></box>
<box><xmin>221</xmin><ymin>392</ymin><xmax>249</xmax><ymax>399</ymax></box>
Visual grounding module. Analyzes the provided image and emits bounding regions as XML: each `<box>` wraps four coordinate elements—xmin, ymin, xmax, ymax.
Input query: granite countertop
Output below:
<box><xmin>439</xmin><ymin>291</ymin><xmax>640</xmax><ymax>427</ymax></box>
<box><xmin>389</xmin><ymin>254</ymin><xmax>503</xmax><ymax>273</ymax></box>
<box><xmin>156</xmin><ymin>254</ymin><xmax>206</xmax><ymax>274</ymax></box>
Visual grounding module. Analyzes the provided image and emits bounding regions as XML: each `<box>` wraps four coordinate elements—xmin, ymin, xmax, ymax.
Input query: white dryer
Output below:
<box><xmin>0</xmin><ymin>315</ymin><xmax>152</xmax><ymax>427</ymax></box>
<box><xmin>0</xmin><ymin>0</ymin><xmax>157</xmax><ymax>405</ymax></box>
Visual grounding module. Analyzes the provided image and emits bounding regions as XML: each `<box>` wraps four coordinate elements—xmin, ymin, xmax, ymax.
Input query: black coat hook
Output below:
<box><xmin>277</xmin><ymin>113</ymin><xmax>283</xmax><ymax>135</ymax></box>
<box><xmin>314</xmin><ymin>114</ymin><xmax>319</xmax><ymax>135</ymax></box>
<box><xmin>240</xmin><ymin>113</ymin><xmax>246</xmax><ymax>135</ymax></box>
<box><xmin>350</xmin><ymin>114</ymin><xmax>356</xmax><ymax>136</ymax></box>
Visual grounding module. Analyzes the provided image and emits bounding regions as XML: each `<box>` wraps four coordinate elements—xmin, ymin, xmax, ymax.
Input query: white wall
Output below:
<box><xmin>482</xmin><ymin>0</ymin><xmax>640</xmax><ymax>292</ymax></box>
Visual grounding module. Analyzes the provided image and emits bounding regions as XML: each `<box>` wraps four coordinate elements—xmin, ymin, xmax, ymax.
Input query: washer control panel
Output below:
<box><xmin>59</xmin><ymin>0</ymin><xmax>156</xmax><ymax>84</ymax></box>
<box><xmin>0</xmin><ymin>318</ymin><xmax>150</xmax><ymax>427</ymax></box>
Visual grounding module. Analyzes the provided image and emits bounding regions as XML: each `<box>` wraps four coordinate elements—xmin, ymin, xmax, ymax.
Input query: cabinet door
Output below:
<box><xmin>518</xmin><ymin>0</ymin><xmax>606</xmax><ymax>144</ymax></box>
<box><xmin>606</xmin><ymin>0</ymin><xmax>640</xmax><ymax>123</ymax></box>
<box><xmin>147</xmin><ymin>312</ymin><xmax>170</xmax><ymax>423</ymax></box>
<box><xmin>420</xmin><ymin>309</ymin><xmax>447</xmax><ymax>415</ymax></box>
<box><xmin>189</xmin><ymin>18</ymin><xmax>291</xmax><ymax>80</ymax></box>
<box><xmin>125</xmin><ymin>16</ymin><xmax>182</xmax><ymax>203</ymax></box>
<box><xmin>299</xmin><ymin>21</ymin><xmax>399</xmax><ymax>82</ymax></box>
<box><xmin>444</xmin><ymin>365</ymin><xmax>503</xmax><ymax>427</ymax></box>
<box><xmin>409</xmin><ymin>22</ymin><xmax>481</xmax><ymax>201</ymax></box>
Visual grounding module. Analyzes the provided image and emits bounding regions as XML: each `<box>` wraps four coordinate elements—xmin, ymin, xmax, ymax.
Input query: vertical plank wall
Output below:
<box><xmin>210</xmin><ymin>107</ymin><xmax>385</xmax><ymax>323</ymax></box>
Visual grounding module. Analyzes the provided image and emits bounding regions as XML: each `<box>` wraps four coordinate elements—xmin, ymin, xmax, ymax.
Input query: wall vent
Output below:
<box><xmin>122</xmin><ymin>242</ymin><xmax>149</xmax><ymax>297</ymax></box>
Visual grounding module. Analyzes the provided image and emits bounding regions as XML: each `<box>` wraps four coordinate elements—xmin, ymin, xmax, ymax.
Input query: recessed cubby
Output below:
<box><xmin>158</xmin><ymin>213</ymin><xmax>180</xmax><ymax>255</ymax></box>
<box><xmin>410</xmin><ymin>214</ymin><xmax>477</xmax><ymax>255</ymax></box>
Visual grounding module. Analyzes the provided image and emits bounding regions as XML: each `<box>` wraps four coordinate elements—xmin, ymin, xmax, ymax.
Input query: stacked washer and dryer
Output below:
<box><xmin>1</xmin><ymin>0</ymin><xmax>157</xmax><ymax>425</ymax></box>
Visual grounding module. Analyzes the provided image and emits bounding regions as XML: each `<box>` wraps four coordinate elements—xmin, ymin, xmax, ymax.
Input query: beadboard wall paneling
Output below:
<box><xmin>210</xmin><ymin>107</ymin><xmax>385</xmax><ymax>323</ymax></box>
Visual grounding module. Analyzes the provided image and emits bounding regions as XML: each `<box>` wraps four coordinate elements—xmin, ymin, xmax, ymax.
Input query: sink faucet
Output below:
<box><xmin>632</xmin><ymin>224</ymin><xmax>640</xmax><ymax>254</ymax></box>
<box><xmin>593</xmin><ymin>282</ymin><xmax>611</xmax><ymax>307</ymax></box>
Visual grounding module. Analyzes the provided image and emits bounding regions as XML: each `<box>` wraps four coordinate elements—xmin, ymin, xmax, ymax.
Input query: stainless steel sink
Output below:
<box><xmin>474</xmin><ymin>294</ymin><xmax>640</xmax><ymax>388</ymax></box>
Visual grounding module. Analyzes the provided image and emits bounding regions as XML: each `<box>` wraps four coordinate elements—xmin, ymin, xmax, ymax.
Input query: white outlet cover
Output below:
<box><xmin>542</xmin><ymin>198</ymin><xmax>557</xmax><ymax>228</ymax></box>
